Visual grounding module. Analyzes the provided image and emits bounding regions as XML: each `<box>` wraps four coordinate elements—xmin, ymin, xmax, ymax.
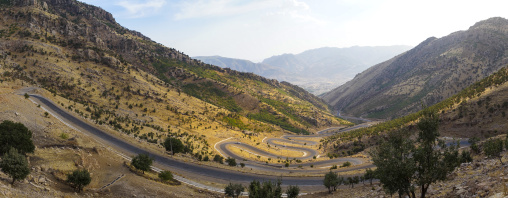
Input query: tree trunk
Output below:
<box><xmin>410</xmin><ymin>189</ymin><xmax>416</xmax><ymax>198</ymax></box>
<box><xmin>11</xmin><ymin>178</ymin><xmax>15</xmax><ymax>185</ymax></box>
<box><xmin>421</xmin><ymin>185</ymin><xmax>427</xmax><ymax>198</ymax></box>
<box><xmin>499</xmin><ymin>157</ymin><xmax>504</xmax><ymax>165</ymax></box>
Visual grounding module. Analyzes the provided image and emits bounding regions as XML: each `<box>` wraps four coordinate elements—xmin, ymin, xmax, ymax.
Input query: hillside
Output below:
<box><xmin>0</xmin><ymin>0</ymin><xmax>349</xmax><ymax>162</ymax></box>
<box><xmin>323</xmin><ymin>65</ymin><xmax>508</xmax><ymax>151</ymax></box>
<box><xmin>196</xmin><ymin>46</ymin><xmax>411</xmax><ymax>95</ymax></box>
<box><xmin>323</xmin><ymin>17</ymin><xmax>508</xmax><ymax>119</ymax></box>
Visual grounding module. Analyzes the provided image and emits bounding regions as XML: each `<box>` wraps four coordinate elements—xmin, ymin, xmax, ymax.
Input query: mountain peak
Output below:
<box><xmin>469</xmin><ymin>17</ymin><xmax>508</xmax><ymax>30</ymax></box>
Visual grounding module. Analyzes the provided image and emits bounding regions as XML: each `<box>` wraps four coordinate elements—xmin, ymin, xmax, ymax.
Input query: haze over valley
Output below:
<box><xmin>195</xmin><ymin>45</ymin><xmax>412</xmax><ymax>95</ymax></box>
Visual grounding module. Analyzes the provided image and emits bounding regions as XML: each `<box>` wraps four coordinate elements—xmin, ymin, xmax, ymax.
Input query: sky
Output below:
<box><xmin>79</xmin><ymin>0</ymin><xmax>508</xmax><ymax>62</ymax></box>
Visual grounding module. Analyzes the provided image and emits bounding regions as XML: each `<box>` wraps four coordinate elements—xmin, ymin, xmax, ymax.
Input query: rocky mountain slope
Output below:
<box><xmin>323</xmin><ymin>17</ymin><xmax>508</xmax><ymax>119</ymax></box>
<box><xmin>0</xmin><ymin>0</ymin><xmax>349</xmax><ymax>159</ymax></box>
<box><xmin>196</xmin><ymin>46</ymin><xmax>411</xmax><ymax>95</ymax></box>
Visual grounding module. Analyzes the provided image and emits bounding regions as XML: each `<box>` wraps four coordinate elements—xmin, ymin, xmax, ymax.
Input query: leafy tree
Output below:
<box><xmin>24</xmin><ymin>93</ymin><xmax>29</xmax><ymax>99</ymax></box>
<box><xmin>213</xmin><ymin>154</ymin><xmax>224</xmax><ymax>164</ymax></box>
<box><xmin>226</xmin><ymin>157</ymin><xmax>237</xmax><ymax>166</ymax></box>
<box><xmin>340</xmin><ymin>161</ymin><xmax>351</xmax><ymax>167</ymax></box>
<box><xmin>371</xmin><ymin>129</ymin><xmax>415</xmax><ymax>196</ymax></box>
<box><xmin>163</xmin><ymin>137</ymin><xmax>185</xmax><ymax>154</ymax></box>
<box><xmin>364</xmin><ymin>168</ymin><xmax>375</xmax><ymax>185</ymax></box>
<box><xmin>371</xmin><ymin>109</ymin><xmax>461</xmax><ymax>198</ymax></box>
<box><xmin>248</xmin><ymin>179</ymin><xmax>282</xmax><ymax>198</ymax></box>
<box><xmin>240</xmin><ymin>163</ymin><xmax>245</xmax><ymax>168</ymax></box>
<box><xmin>0</xmin><ymin>120</ymin><xmax>35</xmax><ymax>156</ymax></box>
<box><xmin>468</xmin><ymin>137</ymin><xmax>480</xmax><ymax>154</ymax></box>
<box><xmin>323</xmin><ymin>171</ymin><xmax>339</xmax><ymax>193</ymax></box>
<box><xmin>286</xmin><ymin>185</ymin><xmax>300</xmax><ymax>198</ymax></box>
<box><xmin>484</xmin><ymin>138</ymin><xmax>504</xmax><ymax>164</ymax></box>
<box><xmin>158</xmin><ymin>170</ymin><xmax>173</xmax><ymax>181</ymax></box>
<box><xmin>131</xmin><ymin>153</ymin><xmax>153</xmax><ymax>173</ymax></box>
<box><xmin>67</xmin><ymin>169</ymin><xmax>91</xmax><ymax>192</ymax></box>
<box><xmin>0</xmin><ymin>148</ymin><xmax>30</xmax><ymax>185</ymax></box>
<box><xmin>225</xmin><ymin>183</ymin><xmax>244</xmax><ymax>198</ymax></box>
<box><xmin>459</xmin><ymin>150</ymin><xmax>473</xmax><ymax>163</ymax></box>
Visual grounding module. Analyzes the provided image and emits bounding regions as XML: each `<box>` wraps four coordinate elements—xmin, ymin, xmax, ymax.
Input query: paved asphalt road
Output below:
<box><xmin>29</xmin><ymin>94</ymin><xmax>372</xmax><ymax>186</ymax></box>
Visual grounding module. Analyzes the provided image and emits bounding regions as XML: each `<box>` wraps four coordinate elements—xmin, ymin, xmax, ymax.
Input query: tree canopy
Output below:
<box><xmin>131</xmin><ymin>153</ymin><xmax>153</xmax><ymax>173</ymax></box>
<box><xmin>0</xmin><ymin>120</ymin><xmax>35</xmax><ymax>156</ymax></box>
<box><xmin>67</xmin><ymin>169</ymin><xmax>91</xmax><ymax>192</ymax></box>
<box><xmin>158</xmin><ymin>170</ymin><xmax>173</xmax><ymax>181</ymax></box>
<box><xmin>248</xmin><ymin>179</ymin><xmax>282</xmax><ymax>198</ymax></box>
<box><xmin>371</xmin><ymin>109</ymin><xmax>460</xmax><ymax>198</ymax></box>
<box><xmin>163</xmin><ymin>137</ymin><xmax>185</xmax><ymax>154</ymax></box>
<box><xmin>0</xmin><ymin>147</ymin><xmax>30</xmax><ymax>185</ymax></box>
<box><xmin>225</xmin><ymin>183</ymin><xmax>244</xmax><ymax>198</ymax></box>
<box><xmin>323</xmin><ymin>171</ymin><xmax>340</xmax><ymax>193</ymax></box>
<box><xmin>286</xmin><ymin>185</ymin><xmax>300</xmax><ymax>198</ymax></box>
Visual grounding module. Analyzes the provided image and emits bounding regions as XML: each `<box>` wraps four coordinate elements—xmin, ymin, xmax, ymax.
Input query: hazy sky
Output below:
<box><xmin>80</xmin><ymin>0</ymin><xmax>508</xmax><ymax>62</ymax></box>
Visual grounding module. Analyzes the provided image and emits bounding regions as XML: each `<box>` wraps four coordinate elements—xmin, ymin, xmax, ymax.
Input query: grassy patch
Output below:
<box><xmin>248</xmin><ymin>109</ymin><xmax>308</xmax><ymax>135</ymax></box>
<box><xmin>182</xmin><ymin>82</ymin><xmax>242</xmax><ymax>113</ymax></box>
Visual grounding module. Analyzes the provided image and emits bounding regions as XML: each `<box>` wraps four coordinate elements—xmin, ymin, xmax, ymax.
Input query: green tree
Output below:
<box><xmin>24</xmin><ymin>93</ymin><xmax>29</xmax><ymax>99</ymax></box>
<box><xmin>213</xmin><ymin>154</ymin><xmax>224</xmax><ymax>164</ymax></box>
<box><xmin>468</xmin><ymin>137</ymin><xmax>480</xmax><ymax>154</ymax></box>
<box><xmin>372</xmin><ymin>109</ymin><xmax>460</xmax><ymax>198</ymax></box>
<box><xmin>163</xmin><ymin>137</ymin><xmax>185</xmax><ymax>154</ymax></box>
<box><xmin>248</xmin><ymin>179</ymin><xmax>282</xmax><ymax>198</ymax></box>
<box><xmin>286</xmin><ymin>185</ymin><xmax>300</xmax><ymax>198</ymax></box>
<box><xmin>364</xmin><ymin>168</ymin><xmax>375</xmax><ymax>185</ymax></box>
<box><xmin>323</xmin><ymin>171</ymin><xmax>339</xmax><ymax>193</ymax></box>
<box><xmin>371</xmin><ymin>129</ymin><xmax>415</xmax><ymax>197</ymax></box>
<box><xmin>67</xmin><ymin>169</ymin><xmax>91</xmax><ymax>192</ymax></box>
<box><xmin>484</xmin><ymin>138</ymin><xmax>504</xmax><ymax>164</ymax></box>
<box><xmin>0</xmin><ymin>120</ymin><xmax>35</xmax><ymax>156</ymax></box>
<box><xmin>226</xmin><ymin>157</ymin><xmax>237</xmax><ymax>166</ymax></box>
<box><xmin>158</xmin><ymin>170</ymin><xmax>173</xmax><ymax>181</ymax></box>
<box><xmin>131</xmin><ymin>153</ymin><xmax>153</xmax><ymax>173</ymax></box>
<box><xmin>459</xmin><ymin>150</ymin><xmax>473</xmax><ymax>163</ymax></box>
<box><xmin>0</xmin><ymin>148</ymin><xmax>30</xmax><ymax>185</ymax></box>
<box><xmin>225</xmin><ymin>183</ymin><xmax>244</xmax><ymax>198</ymax></box>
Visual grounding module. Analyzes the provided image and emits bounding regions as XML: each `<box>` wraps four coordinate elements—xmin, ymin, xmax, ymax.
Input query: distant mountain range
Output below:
<box><xmin>322</xmin><ymin>17</ymin><xmax>508</xmax><ymax>119</ymax></box>
<box><xmin>195</xmin><ymin>45</ymin><xmax>412</xmax><ymax>95</ymax></box>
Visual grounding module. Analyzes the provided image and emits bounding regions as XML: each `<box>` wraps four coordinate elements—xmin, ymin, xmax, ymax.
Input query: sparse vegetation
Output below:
<box><xmin>285</xmin><ymin>185</ymin><xmax>300</xmax><ymax>198</ymax></box>
<box><xmin>67</xmin><ymin>169</ymin><xmax>91</xmax><ymax>192</ymax></box>
<box><xmin>158</xmin><ymin>170</ymin><xmax>173</xmax><ymax>181</ymax></box>
<box><xmin>248</xmin><ymin>179</ymin><xmax>282</xmax><ymax>198</ymax></box>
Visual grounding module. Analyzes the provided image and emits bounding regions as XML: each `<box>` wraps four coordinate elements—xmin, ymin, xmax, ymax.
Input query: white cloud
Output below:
<box><xmin>116</xmin><ymin>0</ymin><xmax>166</xmax><ymax>18</ymax></box>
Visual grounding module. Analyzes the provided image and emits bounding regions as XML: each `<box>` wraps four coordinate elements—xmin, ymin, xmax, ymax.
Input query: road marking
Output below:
<box><xmin>262</xmin><ymin>136</ymin><xmax>267</xmax><ymax>143</ymax></box>
<box><xmin>214</xmin><ymin>137</ymin><xmax>233</xmax><ymax>158</ymax></box>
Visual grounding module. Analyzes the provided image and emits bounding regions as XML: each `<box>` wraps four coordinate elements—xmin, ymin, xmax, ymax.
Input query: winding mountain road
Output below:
<box><xmin>26</xmin><ymin>92</ymin><xmax>374</xmax><ymax>190</ymax></box>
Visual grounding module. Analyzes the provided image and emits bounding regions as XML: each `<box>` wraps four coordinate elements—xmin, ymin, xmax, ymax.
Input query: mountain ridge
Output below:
<box><xmin>322</xmin><ymin>17</ymin><xmax>508</xmax><ymax>119</ymax></box>
<box><xmin>195</xmin><ymin>45</ymin><xmax>412</xmax><ymax>95</ymax></box>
